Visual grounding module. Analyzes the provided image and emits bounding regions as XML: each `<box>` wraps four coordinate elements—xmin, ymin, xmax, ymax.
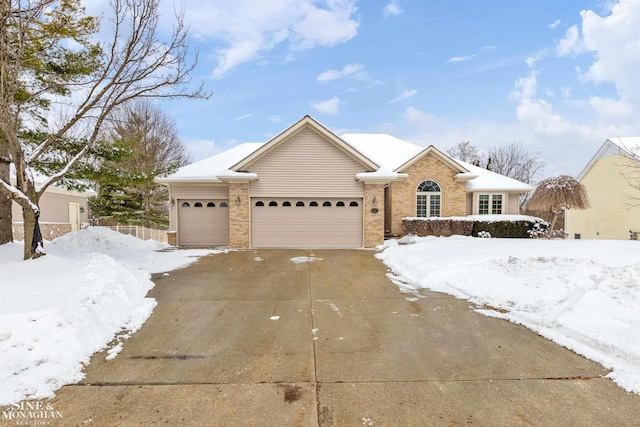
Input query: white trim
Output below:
<box><xmin>474</xmin><ymin>192</ymin><xmax>506</xmax><ymax>215</ymax></box>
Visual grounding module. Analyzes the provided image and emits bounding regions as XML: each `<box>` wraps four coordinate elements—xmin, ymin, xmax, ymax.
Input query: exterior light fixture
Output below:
<box><xmin>236</xmin><ymin>196</ymin><xmax>241</xmax><ymax>205</ymax></box>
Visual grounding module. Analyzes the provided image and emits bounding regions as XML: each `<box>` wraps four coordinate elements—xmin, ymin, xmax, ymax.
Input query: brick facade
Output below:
<box><xmin>363</xmin><ymin>183</ymin><xmax>385</xmax><ymax>248</ymax></box>
<box><xmin>228</xmin><ymin>183</ymin><xmax>250</xmax><ymax>248</ymax></box>
<box><xmin>389</xmin><ymin>153</ymin><xmax>467</xmax><ymax>235</ymax></box>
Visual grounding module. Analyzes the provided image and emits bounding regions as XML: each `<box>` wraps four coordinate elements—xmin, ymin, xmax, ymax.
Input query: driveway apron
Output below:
<box><xmin>43</xmin><ymin>249</ymin><xmax>640</xmax><ymax>426</ymax></box>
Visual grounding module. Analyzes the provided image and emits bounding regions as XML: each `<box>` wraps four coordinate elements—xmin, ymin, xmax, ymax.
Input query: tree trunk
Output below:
<box><xmin>0</xmin><ymin>145</ymin><xmax>12</xmax><ymax>245</ymax></box>
<box><xmin>547</xmin><ymin>212</ymin><xmax>559</xmax><ymax>239</ymax></box>
<box><xmin>0</xmin><ymin>161</ymin><xmax>13</xmax><ymax>245</ymax></box>
<box><xmin>21</xmin><ymin>207</ymin><xmax>44</xmax><ymax>259</ymax></box>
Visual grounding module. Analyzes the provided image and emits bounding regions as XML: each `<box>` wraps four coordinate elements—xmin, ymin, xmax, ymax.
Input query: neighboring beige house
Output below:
<box><xmin>158</xmin><ymin>115</ymin><xmax>532</xmax><ymax>248</ymax></box>
<box><xmin>566</xmin><ymin>137</ymin><xmax>640</xmax><ymax>240</ymax></box>
<box><xmin>12</xmin><ymin>184</ymin><xmax>90</xmax><ymax>240</ymax></box>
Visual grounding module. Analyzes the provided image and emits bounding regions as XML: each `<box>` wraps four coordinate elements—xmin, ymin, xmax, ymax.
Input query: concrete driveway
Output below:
<box><xmin>46</xmin><ymin>249</ymin><xmax>640</xmax><ymax>426</ymax></box>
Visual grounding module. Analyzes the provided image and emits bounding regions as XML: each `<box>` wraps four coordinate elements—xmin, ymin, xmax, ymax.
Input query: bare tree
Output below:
<box><xmin>89</xmin><ymin>99</ymin><xmax>190</xmax><ymax>228</ymax></box>
<box><xmin>488</xmin><ymin>143</ymin><xmax>545</xmax><ymax>211</ymax></box>
<box><xmin>448</xmin><ymin>141</ymin><xmax>545</xmax><ymax>211</ymax></box>
<box><xmin>527</xmin><ymin>175</ymin><xmax>590</xmax><ymax>236</ymax></box>
<box><xmin>0</xmin><ymin>0</ymin><xmax>209</xmax><ymax>259</ymax></box>
<box><xmin>489</xmin><ymin>143</ymin><xmax>545</xmax><ymax>187</ymax></box>
<box><xmin>447</xmin><ymin>141</ymin><xmax>482</xmax><ymax>164</ymax></box>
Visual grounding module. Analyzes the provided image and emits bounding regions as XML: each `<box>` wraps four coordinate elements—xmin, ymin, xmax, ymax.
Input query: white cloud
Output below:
<box><xmin>309</xmin><ymin>96</ymin><xmax>340</xmax><ymax>114</ymax></box>
<box><xmin>548</xmin><ymin>19</ymin><xmax>562</xmax><ymax>29</ymax></box>
<box><xmin>556</xmin><ymin>25</ymin><xmax>585</xmax><ymax>57</ymax></box>
<box><xmin>316</xmin><ymin>63</ymin><xmax>385</xmax><ymax>88</ymax></box>
<box><xmin>580</xmin><ymin>0</ymin><xmax>640</xmax><ymax>104</ymax></box>
<box><xmin>181</xmin><ymin>1</ymin><xmax>360</xmax><ymax>78</ymax></box>
<box><xmin>589</xmin><ymin>96</ymin><xmax>634</xmax><ymax>120</ymax></box>
<box><xmin>233</xmin><ymin>113</ymin><xmax>254</xmax><ymax>121</ymax></box>
<box><xmin>388</xmin><ymin>89</ymin><xmax>417</xmax><ymax>104</ymax></box>
<box><xmin>447</xmin><ymin>54</ymin><xmax>477</xmax><ymax>64</ymax></box>
<box><xmin>525</xmin><ymin>49</ymin><xmax>548</xmax><ymax>68</ymax></box>
<box><xmin>316</xmin><ymin>63</ymin><xmax>363</xmax><ymax>82</ymax></box>
<box><xmin>185</xmin><ymin>138</ymin><xmax>221</xmax><ymax>162</ymax></box>
<box><xmin>384</xmin><ymin>0</ymin><xmax>403</xmax><ymax>18</ymax></box>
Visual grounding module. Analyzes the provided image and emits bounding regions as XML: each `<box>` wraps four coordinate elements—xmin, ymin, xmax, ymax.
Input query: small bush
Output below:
<box><xmin>472</xmin><ymin>219</ymin><xmax>548</xmax><ymax>238</ymax></box>
<box><xmin>402</xmin><ymin>216</ymin><xmax>548</xmax><ymax>238</ymax></box>
<box><xmin>402</xmin><ymin>218</ymin><xmax>474</xmax><ymax>237</ymax></box>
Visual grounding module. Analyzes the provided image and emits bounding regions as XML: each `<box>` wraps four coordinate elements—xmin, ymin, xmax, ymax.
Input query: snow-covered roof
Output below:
<box><xmin>455</xmin><ymin>160</ymin><xmax>534</xmax><ymax>192</ymax></box>
<box><xmin>576</xmin><ymin>137</ymin><xmax>640</xmax><ymax>181</ymax></box>
<box><xmin>159</xmin><ymin>123</ymin><xmax>531</xmax><ymax>192</ymax></box>
<box><xmin>341</xmin><ymin>133</ymin><xmax>423</xmax><ymax>171</ymax></box>
<box><xmin>157</xmin><ymin>143</ymin><xmax>264</xmax><ymax>183</ymax></box>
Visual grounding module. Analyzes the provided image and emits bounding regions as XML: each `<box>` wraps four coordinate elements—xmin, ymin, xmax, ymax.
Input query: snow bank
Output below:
<box><xmin>0</xmin><ymin>227</ymin><xmax>217</xmax><ymax>405</ymax></box>
<box><xmin>378</xmin><ymin>235</ymin><xmax>640</xmax><ymax>394</ymax></box>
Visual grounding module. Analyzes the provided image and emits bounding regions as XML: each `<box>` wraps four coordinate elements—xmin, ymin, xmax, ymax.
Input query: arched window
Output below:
<box><xmin>310</xmin><ymin>201</ymin><xmax>318</xmax><ymax>207</ymax></box>
<box><xmin>269</xmin><ymin>201</ymin><xmax>278</xmax><ymax>207</ymax></box>
<box><xmin>336</xmin><ymin>201</ymin><xmax>345</xmax><ymax>207</ymax></box>
<box><xmin>296</xmin><ymin>201</ymin><xmax>305</xmax><ymax>207</ymax></box>
<box><xmin>181</xmin><ymin>202</ymin><xmax>190</xmax><ymax>208</ymax></box>
<box><xmin>207</xmin><ymin>202</ymin><xmax>215</xmax><ymax>207</ymax></box>
<box><xmin>255</xmin><ymin>201</ymin><xmax>264</xmax><ymax>207</ymax></box>
<box><xmin>220</xmin><ymin>202</ymin><xmax>228</xmax><ymax>207</ymax></box>
<box><xmin>323</xmin><ymin>201</ymin><xmax>332</xmax><ymax>207</ymax></box>
<box><xmin>283</xmin><ymin>201</ymin><xmax>291</xmax><ymax>207</ymax></box>
<box><xmin>349</xmin><ymin>201</ymin><xmax>359</xmax><ymax>207</ymax></box>
<box><xmin>416</xmin><ymin>180</ymin><xmax>441</xmax><ymax>217</ymax></box>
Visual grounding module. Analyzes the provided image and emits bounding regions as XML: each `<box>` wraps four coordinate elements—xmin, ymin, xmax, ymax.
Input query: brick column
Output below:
<box><xmin>228</xmin><ymin>182</ymin><xmax>250</xmax><ymax>248</ymax></box>
<box><xmin>363</xmin><ymin>183</ymin><xmax>385</xmax><ymax>248</ymax></box>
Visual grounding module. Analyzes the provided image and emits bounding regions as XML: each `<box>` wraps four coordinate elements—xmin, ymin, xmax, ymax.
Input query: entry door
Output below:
<box><xmin>68</xmin><ymin>202</ymin><xmax>80</xmax><ymax>232</ymax></box>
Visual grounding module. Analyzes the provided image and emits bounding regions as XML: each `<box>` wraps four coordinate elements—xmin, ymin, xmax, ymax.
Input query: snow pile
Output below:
<box><xmin>0</xmin><ymin>227</ymin><xmax>217</xmax><ymax>405</ymax></box>
<box><xmin>378</xmin><ymin>236</ymin><xmax>640</xmax><ymax>394</ymax></box>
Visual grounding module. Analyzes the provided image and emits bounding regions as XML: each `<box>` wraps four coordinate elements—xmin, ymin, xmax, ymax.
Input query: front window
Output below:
<box><xmin>478</xmin><ymin>194</ymin><xmax>503</xmax><ymax>215</ymax></box>
<box><xmin>416</xmin><ymin>180</ymin><xmax>441</xmax><ymax>217</ymax></box>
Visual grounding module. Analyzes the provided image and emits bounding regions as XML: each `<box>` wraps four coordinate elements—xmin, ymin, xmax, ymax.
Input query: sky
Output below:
<box><xmin>89</xmin><ymin>0</ymin><xmax>640</xmax><ymax>179</ymax></box>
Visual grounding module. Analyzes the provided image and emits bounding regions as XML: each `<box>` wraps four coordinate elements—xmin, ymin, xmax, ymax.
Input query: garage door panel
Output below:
<box><xmin>179</xmin><ymin>199</ymin><xmax>229</xmax><ymax>246</ymax></box>
<box><xmin>251</xmin><ymin>198</ymin><xmax>362</xmax><ymax>248</ymax></box>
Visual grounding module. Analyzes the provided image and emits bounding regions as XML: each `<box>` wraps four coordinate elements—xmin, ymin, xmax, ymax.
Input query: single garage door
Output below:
<box><xmin>178</xmin><ymin>199</ymin><xmax>229</xmax><ymax>246</ymax></box>
<box><xmin>251</xmin><ymin>198</ymin><xmax>363</xmax><ymax>248</ymax></box>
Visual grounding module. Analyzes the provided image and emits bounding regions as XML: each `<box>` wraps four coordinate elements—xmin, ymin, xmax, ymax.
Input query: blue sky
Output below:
<box><xmin>138</xmin><ymin>0</ymin><xmax>640</xmax><ymax>178</ymax></box>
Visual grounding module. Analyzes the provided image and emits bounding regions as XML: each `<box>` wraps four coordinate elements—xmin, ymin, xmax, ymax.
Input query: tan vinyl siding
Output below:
<box><xmin>507</xmin><ymin>192</ymin><xmax>520</xmax><ymax>214</ymax></box>
<box><xmin>12</xmin><ymin>191</ymin><xmax>88</xmax><ymax>224</ymax></box>
<box><xmin>247</xmin><ymin>127</ymin><xmax>366</xmax><ymax>197</ymax></box>
<box><xmin>168</xmin><ymin>184</ymin><xmax>229</xmax><ymax>230</ymax></box>
<box><xmin>466</xmin><ymin>193</ymin><xmax>473</xmax><ymax>215</ymax></box>
<box><xmin>566</xmin><ymin>154</ymin><xmax>640</xmax><ymax>239</ymax></box>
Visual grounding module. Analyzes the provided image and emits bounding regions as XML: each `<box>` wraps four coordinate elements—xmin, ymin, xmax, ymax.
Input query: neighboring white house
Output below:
<box><xmin>566</xmin><ymin>137</ymin><xmax>640</xmax><ymax>240</ymax></box>
<box><xmin>158</xmin><ymin>115</ymin><xmax>533</xmax><ymax>248</ymax></box>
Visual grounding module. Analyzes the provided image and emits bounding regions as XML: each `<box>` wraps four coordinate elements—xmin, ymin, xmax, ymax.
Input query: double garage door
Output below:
<box><xmin>178</xmin><ymin>199</ymin><xmax>229</xmax><ymax>246</ymax></box>
<box><xmin>251</xmin><ymin>197</ymin><xmax>363</xmax><ymax>248</ymax></box>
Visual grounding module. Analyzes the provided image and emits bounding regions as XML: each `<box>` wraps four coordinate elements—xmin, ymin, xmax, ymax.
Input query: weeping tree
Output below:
<box><xmin>0</xmin><ymin>0</ymin><xmax>208</xmax><ymax>259</ymax></box>
<box><xmin>527</xmin><ymin>175</ymin><xmax>590</xmax><ymax>236</ymax></box>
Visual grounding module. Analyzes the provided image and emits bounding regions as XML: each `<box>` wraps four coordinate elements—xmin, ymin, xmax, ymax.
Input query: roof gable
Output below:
<box><xmin>396</xmin><ymin>145</ymin><xmax>469</xmax><ymax>174</ymax></box>
<box><xmin>577</xmin><ymin>137</ymin><xmax>640</xmax><ymax>181</ymax></box>
<box><xmin>231</xmin><ymin>115</ymin><xmax>378</xmax><ymax>171</ymax></box>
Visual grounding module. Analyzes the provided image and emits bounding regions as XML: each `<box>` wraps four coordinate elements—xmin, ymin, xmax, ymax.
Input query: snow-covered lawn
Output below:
<box><xmin>378</xmin><ymin>235</ymin><xmax>640</xmax><ymax>395</ymax></box>
<box><xmin>0</xmin><ymin>227</ymin><xmax>218</xmax><ymax>405</ymax></box>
